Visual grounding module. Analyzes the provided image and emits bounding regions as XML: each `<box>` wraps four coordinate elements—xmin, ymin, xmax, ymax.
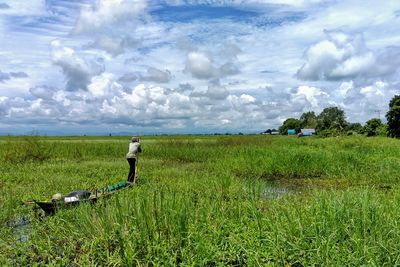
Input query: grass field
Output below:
<box><xmin>1</xmin><ymin>135</ymin><xmax>400</xmax><ymax>266</ymax></box>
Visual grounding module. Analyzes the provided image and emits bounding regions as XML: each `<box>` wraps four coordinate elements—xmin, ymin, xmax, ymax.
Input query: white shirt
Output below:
<box><xmin>126</xmin><ymin>142</ymin><xmax>141</xmax><ymax>158</ymax></box>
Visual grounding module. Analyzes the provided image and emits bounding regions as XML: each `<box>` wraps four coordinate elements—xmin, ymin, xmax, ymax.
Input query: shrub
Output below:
<box><xmin>317</xmin><ymin>129</ymin><xmax>342</xmax><ymax>137</ymax></box>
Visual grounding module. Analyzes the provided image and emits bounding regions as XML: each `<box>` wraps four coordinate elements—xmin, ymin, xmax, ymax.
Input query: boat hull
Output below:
<box><xmin>35</xmin><ymin>198</ymin><xmax>97</xmax><ymax>215</ymax></box>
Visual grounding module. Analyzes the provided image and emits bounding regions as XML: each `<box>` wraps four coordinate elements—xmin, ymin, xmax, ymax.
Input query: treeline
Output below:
<box><xmin>270</xmin><ymin>95</ymin><xmax>400</xmax><ymax>138</ymax></box>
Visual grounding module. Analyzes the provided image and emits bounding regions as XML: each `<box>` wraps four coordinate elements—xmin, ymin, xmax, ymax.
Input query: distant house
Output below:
<box><xmin>271</xmin><ymin>131</ymin><xmax>279</xmax><ymax>135</ymax></box>
<box><xmin>299</xmin><ymin>128</ymin><xmax>316</xmax><ymax>136</ymax></box>
<box><xmin>287</xmin><ymin>129</ymin><xmax>296</xmax><ymax>135</ymax></box>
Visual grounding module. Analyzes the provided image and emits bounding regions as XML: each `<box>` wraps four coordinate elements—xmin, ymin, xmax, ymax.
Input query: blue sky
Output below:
<box><xmin>0</xmin><ymin>0</ymin><xmax>399</xmax><ymax>135</ymax></box>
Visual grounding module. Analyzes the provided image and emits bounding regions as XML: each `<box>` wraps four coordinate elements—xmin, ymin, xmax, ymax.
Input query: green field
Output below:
<box><xmin>1</xmin><ymin>135</ymin><xmax>400</xmax><ymax>266</ymax></box>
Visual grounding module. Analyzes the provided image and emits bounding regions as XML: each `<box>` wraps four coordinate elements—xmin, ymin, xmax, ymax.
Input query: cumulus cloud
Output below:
<box><xmin>2</xmin><ymin>1</ymin><xmax>400</xmax><ymax>134</ymax></box>
<box><xmin>219</xmin><ymin>62</ymin><xmax>240</xmax><ymax>77</ymax></box>
<box><xmin>291</xmin><ymin>85</ymin><xmax>330</xmax><ymax>110</ymax></box>
<box><xmin>176</xmin><ymin>83</ymin><xmax>195</xmax><ymax>93</ymax></box>
<box><xmin>297</xmin><ymin>30</ymin><xmax>400</xmax><ymax>81</ymax></box>
<box><xmin>118</xmin><ymin>67</ymin><xmax>172</xmax><ymax>83</ymax></box>
<box><xmin>2</xmin><ymin>72</ymin><xmax>278</xmax><ymax>131</ymax></box>
<box><xmin>297</xmin><ymin>30</ymin><xmax>368</xmax><ymax>80</ymax></box>
<box><xmin>185</xmin><ymin>51</ymin><xmax>215</xmax><ymax>79</ymax></box>
<box><xmin>29</xmin><ymin>85</ymin><xmax>57</xmax><ymax>100</ymax></box>
<box><xmin>140</xmin><ymin>67</ymin><xmax>172</xmax><ymax>83</ymax></box>
<box><xmin>180</xmin><ymin>38</ymin><xmax>242</xmax><ymax>81</ymax></box>
<box><xmin>118</xmin><ymin>73</ymin><xmax>139</xmax><ymax>83</ymax></box>
<box><xmin>88</xmin><ymin>73</ymin><xmax>124</xmax><ymax>97</ymax></box>
<box><xmin>73</xmin><ymin>0</ymin><xmax>147</xmax><ymax>34</ymax></box>
<box><xmin>99</xmin><ymin>83</ymin><xmax>195</xmax><ymax>125</ymax></box>
<box><xmin>51</xmin><ymin>40</ymin><xmax>104</xmax><ymax>91</ymax></box>
<box><xmin>204</xmin><ymin>80</ymin><xmax>229</xmax><ymax>100</ymax></box>
<box><xmin>88</xmin><ymin>35</ymin><xmax>140</xmax><ymax>56</ymax></box>
<box><xmin>341</xmin><ymin>80</ymin><xmax>397</xmax><ymax>122</ymax></box>
<box><xmin>184</xmin><ymin>50</ymin><xmax>241</xmax><ymax>80</ymax></box>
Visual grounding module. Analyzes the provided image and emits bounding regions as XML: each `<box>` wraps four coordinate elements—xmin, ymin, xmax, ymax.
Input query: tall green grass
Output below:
<box><xmin>1</xmin><ymin>135</ymin><xmax>400</xmax><ymax>265</ymax></box>
<box><xmin>6</xmin><ymin>187</ymin><xmax>400</xmax><ymax>266</ymax></box>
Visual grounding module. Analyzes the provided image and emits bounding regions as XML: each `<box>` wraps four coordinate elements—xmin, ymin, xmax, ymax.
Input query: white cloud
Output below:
<box><xmin>292</xmin><ymin>85</ymin><xmax>330</xmax><ymax>109</ymax></box>
<box><xmin>88</xmin><ymin>73</ymin><xmax>123</xmax><ymax>97</ymax></box>
<box><xmin>73</xmin><ymin>0</ymin><xmax>147</xmax><ymax>33</ymax></box>
<box><xmin>341</xmin><ymin>80</ymin><xmax>396</xmax><ymax>122</ymax></box>
<box><xmin>2</xmin><ymin>76</ymin><xmax>274</xmax><ymax>131</ymax></box>
<box><xmin>185</xmin><ymin>51</ymin><xmax>215</xmax><ymax>79</ymax></box>
<box><xmin>184</xmin><ymin>47</ymin><xmax>241</xmax><ymax>80</ymax></box>
<box><xmin>297</xmin><ymin>30</ymin><xmax>400</xmax><ymax>81</ymax></box>
<box><xmin>51</xmin><ymin>40</ymin><xmax>104</xmax><ymax>91</ymax></box>
<box><xmin>330</xmin><ymin>53</ymin><xmax>375</xmax><ymax>78</ymax></box>
<box><xmin>1</xmin><ymin>0</ymin><xmax>400</xmax><ymax>134</ymax></box>
<box><xmin>118</xmin><ymin>68</ymin><xmax>172</xmax><ymax>84</ymax></box>
<box><xmin>204</xmin><ymin>81</ymin><xmax>229</xmax><ymax>100</ymax></box>
<box><xmin>297</xmin><ymin>31</ymin><xmax>371</xmax><ymax>80</ymax></box>
<box><xmin>88</xmin><ymin>35</ymin><xmax>140</xmax><ymax>56</ymax></box>
<box><xmin>140</xmin><ymin>67</ymin><xmax>172</xmax><ymax>83</ymax></box>
<box><xmin>338</xmin><ymin>81</ymin><xmax>353</xmax><ymax>97</ymax></box>
<box><xmin>360</xmin><ymin>81</ymin><xmax>385</xmax><ymax>98</ymax></box>
<box><xmin>29</xmin><ymin>85</ymin><xmax>56</xmax><ymax>100</ymax></box>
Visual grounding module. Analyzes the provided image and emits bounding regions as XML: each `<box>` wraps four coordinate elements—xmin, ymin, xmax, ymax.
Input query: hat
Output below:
<box><xmin>131</xmin><ymin>136</ymin><xmax>139</xmax><ymax>142</ymax></box>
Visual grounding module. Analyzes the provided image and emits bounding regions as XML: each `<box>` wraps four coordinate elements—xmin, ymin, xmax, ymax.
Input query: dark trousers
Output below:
<box><xmin>127</xmin><ymin>158</ymin><xmax>136</xmax><ymax>183</ymax></box>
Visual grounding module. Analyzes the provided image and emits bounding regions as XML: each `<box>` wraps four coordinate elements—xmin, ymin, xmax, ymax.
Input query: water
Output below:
<box><xmin>262</xmin><ymin>179</ymin><xmax>297</xmax><ymax>199</ymax></box>
<box><xmin>263</xmin><ymin>185</ymin><xmax>292</xmax><ymax>199</ymax></box>
<box><xmin>8</xmin><ymin>215</ymin><xmax>31</xmax><ymax>243</ymax></box>
<box><xmin>244</xmin><ymin>181</ymin><xmax>294</xmax><ymax>200</ymax></box>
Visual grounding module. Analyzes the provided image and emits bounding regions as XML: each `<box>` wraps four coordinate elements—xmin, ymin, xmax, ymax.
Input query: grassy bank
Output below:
<box><xmin>0</xmin><ymin>135</ymin><xmax>399</xmax><ymax>265</ymax></box>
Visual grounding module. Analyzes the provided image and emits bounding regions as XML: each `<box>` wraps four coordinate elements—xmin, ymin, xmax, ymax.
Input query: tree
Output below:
<box><xmin>346</xmin><ymin>123</ymin><xmax>363</xmax><ymax>134</ymax></box>
<box><xmin>300</xmin><ymin>111</ymin><xmax>317</xmax><ymax>128</ymax></box>
<box><xmin>279</xmin><ymin>118</ymin><xmax>302</xmax><ymax>135</ymax></box>
<box><xmin>386</xmin><ymin>95</ymin><xmax>400</xmax><ymax>138</ymax></box>
<box><xmin>316</xmin><ymin>107</ymin><xmax>348</xmax><ymax>133</ymax></box>
<box><xmin>377</xmin><ymin>124</ymin><xmax>388</xmax><ymax>136</ymax></box>
<box><xmin>363</xmin><ymin>118</ymin><xmax>383</xmax><ymax>137</ymax></box>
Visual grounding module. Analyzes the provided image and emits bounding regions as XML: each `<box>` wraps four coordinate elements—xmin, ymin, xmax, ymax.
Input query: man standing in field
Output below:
<box><xmin>126</xmin><ymin>137</ymin><xmax>142</xmax><ymax>183</ymax></box>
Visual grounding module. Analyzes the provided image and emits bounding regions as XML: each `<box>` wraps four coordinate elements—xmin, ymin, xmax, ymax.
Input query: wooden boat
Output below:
<box><xmin>26</xmin><ymin>181</ymin><xmax>133</xmax><ymax>215</ymax></box>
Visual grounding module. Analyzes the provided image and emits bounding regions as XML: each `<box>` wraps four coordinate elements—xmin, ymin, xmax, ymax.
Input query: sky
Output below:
<box><xmin>0</xmin><ymin>0</ymin><xmax>399</xmax><ymax>135</ymax></box>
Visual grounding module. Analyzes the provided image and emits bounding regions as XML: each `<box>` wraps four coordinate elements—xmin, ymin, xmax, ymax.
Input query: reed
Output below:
<box><xmin>1</xmin><ymin>135</ymin><xmax>399</xmax><ymax>265</ymax></box>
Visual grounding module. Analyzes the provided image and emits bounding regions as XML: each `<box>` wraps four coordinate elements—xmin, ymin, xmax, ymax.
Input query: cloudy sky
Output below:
<box><xmin>0</xmin><ymin>0</ymin><xmax>399</xmax><ymax>135</ymax></box>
